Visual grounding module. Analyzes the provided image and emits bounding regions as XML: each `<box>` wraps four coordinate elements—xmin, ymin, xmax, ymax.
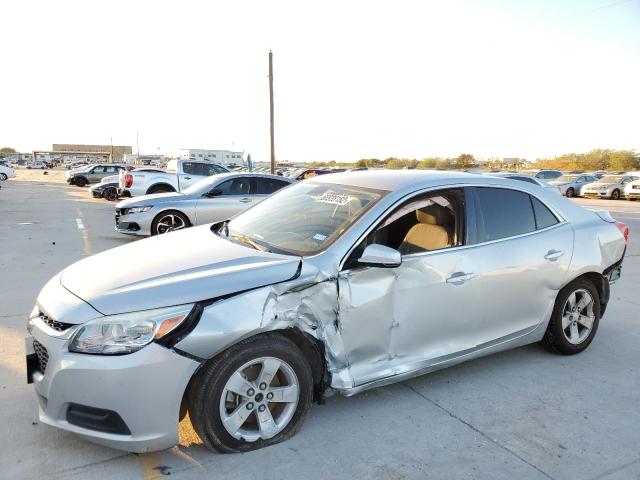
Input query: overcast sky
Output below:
<box><xmin>2</xmin><ymin>0</ymin><xmax>639</xmax><ymax>162</ymax></box>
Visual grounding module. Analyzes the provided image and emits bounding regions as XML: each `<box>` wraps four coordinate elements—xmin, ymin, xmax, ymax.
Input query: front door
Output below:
<box><xmin>195</xmin><ymin>177</ymin><xmax>253</xmax><ymax>225</ymax></box>
<box><xmin>337</xmin><ymin>188</ymin><xmax>481</xmax><ymax>387</ymax></box>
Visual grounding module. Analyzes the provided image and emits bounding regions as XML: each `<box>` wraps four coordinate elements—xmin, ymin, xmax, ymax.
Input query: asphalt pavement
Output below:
<box><xmin>1</xmin><ymin>179</ymin><xmax>639</xmax><ymax>480</ymax></box>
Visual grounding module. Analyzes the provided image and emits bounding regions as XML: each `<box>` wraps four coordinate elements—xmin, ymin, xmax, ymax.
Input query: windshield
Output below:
<box><xmin>597</xmin><ymin>176</ymin><xmax>623</xmax><ymax>183</ymax></box>
<box><xmin>556</xmin><ymin>175</ymin><xmax>578</xmax><ymax>182</ymax></box>
<box><xmin>182</xmin><ymin>174</ymin><xmax>227</xmax><ymax>195</ymax></box>
<box><xmin>223</xmin><ymin>182</ymin><xmax>386</xmax><ymax>255</ymax></box>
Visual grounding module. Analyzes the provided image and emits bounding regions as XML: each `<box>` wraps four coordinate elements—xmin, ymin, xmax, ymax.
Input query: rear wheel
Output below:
<box><xmin>540</xmin><ymin>278</ymin><xmax>600</xmax><ymax>355</ymax></box>
<box><xmin>611</xmin><ymin>189</ymin><xmax>620</xmax><ymax>200</ymax></box>
<box><xmin>187</xmin><ymin>335</ymin><xmax>313</xmax><ymax>453</ymax></box>
<box><xmin>151</xmin><ymin>210</ymin><xmax>190</xmax><ymax>235</ymax></box>
<box><xmin>565</xmin><ymin>187</ymin><xmax>575</xmax><ymax>198</ymax></box>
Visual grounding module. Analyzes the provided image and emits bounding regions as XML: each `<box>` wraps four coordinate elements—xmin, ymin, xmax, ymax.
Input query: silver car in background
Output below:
<box><xmin>549</xmin><ymin>174</ymin><xmax>598</xmax><ymax>198</ymax></box>
<box><xmin>582</xmin><ymin>174</ymin><xmax>639</xmax><ymax>200</ymax></box>
<box><xmin>114</xmin><ymin>173</ymin><xmax>295</xmax><ymax>236</ymax></box>
<box><xmin>489</xmin><ymin>172</ymin><xmax>561</xmax><ymax>194</ymax></box>
<box><xmin>27</xmin><ymin>171</ymin><xmax>627</xmax><ymax>453</ymax></box>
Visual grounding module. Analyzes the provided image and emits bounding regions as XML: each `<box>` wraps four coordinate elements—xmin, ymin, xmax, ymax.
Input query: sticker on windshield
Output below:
<box><xmin>313</xmin><ymin>233</ymin><xmax>327</xmax><ymax>242</ymax></box>
<box><xmin>314</xmin><ymin>192</ymin><xmax>350</xmax><ymax>205</ymax></box>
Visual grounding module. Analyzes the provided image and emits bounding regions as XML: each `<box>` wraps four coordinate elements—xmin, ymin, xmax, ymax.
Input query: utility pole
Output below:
<box><xmin>110</xmin><ymin>137</ymin><xmax>114</xmax><ymax>163</ymax></box>
<box><xmin>136</xmin><ymin>132</ymin><xmax>140</xmax><ymax>164</ymax></box>
<box><xmin>269</xmin><ymin>50</ymin><xmax>275</xmax><ymax>174</ymax></box>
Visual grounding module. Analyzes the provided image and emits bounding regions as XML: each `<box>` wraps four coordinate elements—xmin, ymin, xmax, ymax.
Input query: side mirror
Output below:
<box><xmin>206</xmin><ymin>189</ymin><xmax>223</xmax><ymax>197</ymax></box>
<box><xmin>358</xmin><ymin>244</ymin><xmax>402</xmax><ymax>268</ymax></box>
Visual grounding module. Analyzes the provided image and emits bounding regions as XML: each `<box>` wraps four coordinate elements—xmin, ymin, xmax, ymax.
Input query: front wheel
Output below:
<box><xmin>75</xmin><ymin>177</ymin><xmax>88</xmax><ymax>187</ymax></box>
<box><xmin>151</xmin><ymin>210</ymin><xmax>190</xmax><ymax>235</ymax></box>
<box><xmin>0</xmin><ymin>173</ymin><xmax>7</xmax><ymax>181</ymax></box>
<box><xmin>611</xmin><ymin>189</ymin><xmax>620</xmax><ymax>200</ymax></box>
<box><xmin>565</xmin><ymin>187</ymin><xmax>575</xmax><ymax>198</ymax></box>
<box><xmin>187</xmin><ymin>335</ymin><xmax>313</xmax><ymax>453</ymax></box>
<box><xmin>102</xmin><ymin>187</ymin><xmax>118</xmax><ymax>201</ymax></box>
<box><xmin>540</xmin><ymin>278</ymin><xmax>600</xmax><ymax>355</ymax></box>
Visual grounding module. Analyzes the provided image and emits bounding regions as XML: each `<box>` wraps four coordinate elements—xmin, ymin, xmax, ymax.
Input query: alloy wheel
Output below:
<box><xmin>0</xmin><ymin>173</ymin><xmax>7</xmax><ymax>181</ymax></box>
<box><xmin>219</xmin><ymin>357</ymin><xmax>299</xmax><ymax>442</ymax></box>
<box><xmin>155</xmin><ymin>214</ymin><xmax>186</xmax><ymax>234</ymax></box>
<box><xmin>562</xmin><ymin>288</ymin><xmax>595</xmax><ymax>345</ymax></box>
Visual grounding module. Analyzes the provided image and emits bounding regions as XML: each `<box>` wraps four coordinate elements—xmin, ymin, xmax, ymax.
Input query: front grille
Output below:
<box><xmin>40</xmin><ymin>313</ymin><xmax>73</xmax><ymax>332</ymax></box>
<box><xmin>33</xmin><ymin>339</ymin><xmax>49</xmax><ymax>373</ymax></box>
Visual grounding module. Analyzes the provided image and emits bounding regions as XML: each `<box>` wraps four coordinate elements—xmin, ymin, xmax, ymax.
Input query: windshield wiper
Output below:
<box><xmin>230</xmin><ymin>232</ymin><xmax>269</xmax><ymax>252</ymax></box>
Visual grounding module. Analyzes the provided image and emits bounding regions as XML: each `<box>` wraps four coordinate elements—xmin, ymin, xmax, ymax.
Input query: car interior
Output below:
<box><xmin>346</xmin><ymin>189</ymin><xmax>464</xmax><ymax>266</ymax></box>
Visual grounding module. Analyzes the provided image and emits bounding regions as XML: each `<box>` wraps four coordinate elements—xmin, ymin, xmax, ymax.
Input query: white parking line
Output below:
<box><xmin>75</xmin><ymin>218</ymin><xmax>85</xmax><ymax>230</ymax></box>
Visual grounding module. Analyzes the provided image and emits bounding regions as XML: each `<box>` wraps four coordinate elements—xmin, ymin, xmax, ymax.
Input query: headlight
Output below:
<box><xmin>68</xmin><ymin>304</ymin><xmax>194</xmax><ymax>355</ymax></box>
<box><xmin>124</xmin><ymin>206</ymin><xmax>152</xmax><ymax>214</ymax></box>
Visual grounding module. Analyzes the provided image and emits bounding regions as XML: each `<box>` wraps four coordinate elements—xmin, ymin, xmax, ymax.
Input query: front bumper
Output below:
<box><xmin>114</xmin><ymin>209</ymin><xmax>153</xmax><ymax>236</ymax></box>
<box><xmin>27</xmin><ymin>319</ymin><xmax>200</xmax><ymax>452</ymax></box>
<box><xmin>583</xmin><ymin>190</ymin><xmax>611</xmax><ymax>198</ymax></box>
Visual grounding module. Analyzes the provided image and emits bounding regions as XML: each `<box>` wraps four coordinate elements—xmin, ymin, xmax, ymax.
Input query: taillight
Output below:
<box><xmin>124</xmin><ymin>173</ymin><xmax>133</xmax><ymax>188</ymax></box>
<box><xmin>615</xmin><ymin>221</ymin><xmax>629</xmax><ymax>242</ymax></box>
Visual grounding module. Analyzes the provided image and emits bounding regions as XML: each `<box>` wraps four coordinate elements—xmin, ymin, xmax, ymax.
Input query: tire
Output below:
<box><xmin>151</xmin><ymin>210</ymin><xmax>190</xmax><ymax>235</ymax></box>
<box><xmin>187</xmin><ymin>334</ymin><xmax>313</xmax><ymax>453</ymax></box>
<box><xmin>565</xmin><ymin>188</ymin><xmax>575</xmax><ymax>198</ymax></box>
<box><xmin>0</xmin><ymin>173</ymin><xmax>7</xmax><ymax>181</ymax></box>
<box><xmin>102</xmin><ymin>187</ymin><xmax>118</xmax><ymax>201</ymax></box>
<box><xmin>75</xmin><ymin>177</ymin><xmax>88</xmax><ymax>187</ymax></box>
<box><xmin>147</xmin><ymin>184</ymin><xmax>175</xmax><ymax>194</ymax></box>
<box><xmin>611</xmin><ymin>189</ymin><xmax>620</xmax><ymax>200</ymax></box>
<box><xmin>540</xmin><ymin>278</ymin><xmax>601</xmax><ymax>355</ymax></box>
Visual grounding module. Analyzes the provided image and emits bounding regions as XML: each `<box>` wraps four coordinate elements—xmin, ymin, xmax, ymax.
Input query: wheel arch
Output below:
<box><xmin>179</xmin><ymin>327</ymin><xmax>329</xmax><ymax>420</ymax></box>
<box><xmin>152</xmin><ymin>208</ymin><xmax>193</xmax><ymax>228</ymax></box>
<box><xmin>146</xmin><ymin>182</ymin><xmax>176</xmax><ymax>194</ymax></box>
<box><xmin>562</xmin><ymin>271</ymin><xmax>610</xmax><ymax>316</ymax></box>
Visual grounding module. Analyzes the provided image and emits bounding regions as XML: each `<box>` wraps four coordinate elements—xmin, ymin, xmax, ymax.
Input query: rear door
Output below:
<box><xmin>194</xmin><ymin>176</ymin><xmax>253</xmax><ymax>225</ymax></box>
<box><xmin>253</xmin><ymin>177</ymin><xmax>292</xmax><ymax>204</ymax></box>
<box><xmin>88</xmin><ymin>166</ymin><xmax>105</xmax><ymax>183</ymax></box>
<box><xmin>466</xmin><ymin>186</ymin><xmax>573</xmax><ymax>344</ymax></box>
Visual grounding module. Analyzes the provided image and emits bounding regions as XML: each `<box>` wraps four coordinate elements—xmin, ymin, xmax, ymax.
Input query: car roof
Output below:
<box><xmin>309</xmin><ymin>169</ymin><xmax>480</xmax><ymax>191</ymax></box>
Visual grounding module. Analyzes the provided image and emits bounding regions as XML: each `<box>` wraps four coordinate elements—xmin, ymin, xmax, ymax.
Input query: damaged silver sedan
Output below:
<box><xmin>26</xmin><ymin>171</ymin><xmax>628</xmax><ymax>453</ymax></box>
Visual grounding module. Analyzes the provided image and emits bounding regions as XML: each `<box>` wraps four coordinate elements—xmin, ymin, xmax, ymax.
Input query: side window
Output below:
<box><xmin>105</xmin><ymin>166</ymin><xmax>117</xmax><ymax>173</ymax></box>
<box><xmin>182</xmin><ymin>162</ymin><xmax>198</xmax><ymax>175</ymax></box>
<box><xmin>473</xmin><ymin>187</ymin><xmax>535</xmax><ymax>243</ymax></box>
<box><xmin>256</xmin><ymin>178</ymin><xmax>289</xmax><ymax>194</ymax></box>
<box><xmin>214</xmin><ymin>178</ymin><xmax>251</xmax><ymax>196</ymax></box>
<box><xmin>531</xmin><ymin>196</ymin><xmax>558</xmax><ymax>230</ymax></box>
<box><xmin>92</xmin><ymin>166</ymin><xmax>105</xmax><ymax>174</ymax></box>
<box><xmin>348</xmin><ymin>189</ymin><xmax>464</xmax><ymax>263</ymax></box>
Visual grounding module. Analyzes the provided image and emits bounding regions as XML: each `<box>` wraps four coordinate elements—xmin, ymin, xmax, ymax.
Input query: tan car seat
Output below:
<box><xmin>399</xmin><ymin>204</ymin><xmax>452</xmax><ymax>253</ymax></box>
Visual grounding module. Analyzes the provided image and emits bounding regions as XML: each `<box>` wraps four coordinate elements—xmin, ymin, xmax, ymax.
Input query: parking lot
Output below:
<box><xmin>2</xmin><ymin>177</ymin><xmax>640</xmax><ymax>480</ymax></box>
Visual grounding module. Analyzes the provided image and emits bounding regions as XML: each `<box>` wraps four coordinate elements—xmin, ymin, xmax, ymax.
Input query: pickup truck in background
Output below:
<box><xmin>119</xmin><ymin>159</ymin><xmax>229</xmax><ymax>197</ymax></box>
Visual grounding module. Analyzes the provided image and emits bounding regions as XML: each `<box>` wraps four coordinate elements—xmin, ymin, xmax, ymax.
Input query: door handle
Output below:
<box><xmin>183</xmin><ymin>176</ymin><xmax>191</xmax><ymax>180</ymax></box>
<box><xmin>446</xmin><ymin>272</ymin><xmax>475</xmax><ymax>285</ymax></box>
<box><xmin>544</xmin><ymin>249</ymin><xmax>564</xmax><ymax>261</ymax></box>
<box><xmin>239</xmin><ymin>197</ymin><xmax>251</xmax><ymax>203</ymax></box>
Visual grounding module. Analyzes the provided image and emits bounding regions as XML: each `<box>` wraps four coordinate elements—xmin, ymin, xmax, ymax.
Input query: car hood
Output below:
<box><xmin>116</xmin><ymin>192</ymin><xmax>188</xmax><ymax>208</ymax></box>
<box><xmin>59</xmin><ymin>225</ymin><xmax>301</xmax><ymax>316</ymax></box>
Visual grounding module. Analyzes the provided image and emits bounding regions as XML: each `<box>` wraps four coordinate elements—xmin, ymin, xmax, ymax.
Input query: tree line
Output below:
<box><xmin>305</xmin><ymin>149</ymin><xmax>639</xmax><ymax>171</ymax></box>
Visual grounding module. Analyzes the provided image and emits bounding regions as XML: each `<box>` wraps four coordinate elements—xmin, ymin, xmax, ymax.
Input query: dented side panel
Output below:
<box><xmin>174</xmin><ymin>268</ymin><xmax>353</xmax><ymax>387</ymax></box>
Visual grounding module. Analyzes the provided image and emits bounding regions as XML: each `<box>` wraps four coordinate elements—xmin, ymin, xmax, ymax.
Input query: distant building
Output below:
<box><xmin>52</xmin><ymin>144</ymin><xmax>132</xmax><ymax>162</ymax></box>
<box><xmin>179</xmin><ymin>149</ymin><xmax>244</xmax><ymax>166</ymax></box>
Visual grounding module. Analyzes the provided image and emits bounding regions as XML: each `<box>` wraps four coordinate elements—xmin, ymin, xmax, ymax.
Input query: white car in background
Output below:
<box><xmin>0</xmin><ymin>164</ymin><xmax>16</xmax><ymax>181</ymax></box>
<box><xmin>622</xmin><ymin>172</ymin><xmax>640</xmax><ymax>201</ymax></box>
<box><xmin>119</xmin><ymin>159</ymin><xmax>229</xmax><ymax>197</ymax></box>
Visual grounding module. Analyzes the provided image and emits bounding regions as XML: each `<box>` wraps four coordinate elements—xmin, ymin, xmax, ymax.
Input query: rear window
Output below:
<box><xmin>474</xmin><ymin>187</ymin><xmax>535</xmax><ymax>242</ymax></box>
<box><xmin>531</xmin><ymin>197</ymin><xmax>558</xmax><ymax>230</ymax></box>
